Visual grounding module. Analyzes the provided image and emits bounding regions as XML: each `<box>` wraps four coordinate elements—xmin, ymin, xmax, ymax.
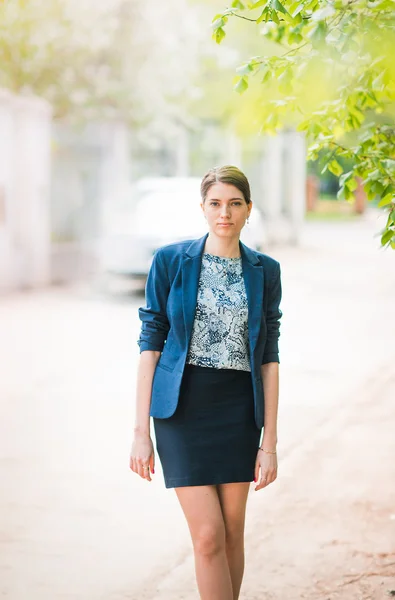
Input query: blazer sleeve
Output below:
<box><xmin>262</xmin><ymin>262</ymin><xmax>283</xmax><ymax>365</ymax></box>
<box><xmin>137</xmin><ymin>249</ymin><xmax>170</xmax><ymax>353</ymax></box>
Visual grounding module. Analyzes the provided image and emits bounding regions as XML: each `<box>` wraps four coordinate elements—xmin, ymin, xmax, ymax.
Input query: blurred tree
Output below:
<box><xmin>212</xmin><ymin>0</ymin><xmax>395</xmax><ymax>249</ymax></box>
<box><xmin>0</xmin><ymin>0</ymin><xmax>205</xmax><ymax>139</ymax></box>
<box><xmin>0</xmin><ymin>0</ymin><xmax>129</xmax><ymax>119</ymax></box>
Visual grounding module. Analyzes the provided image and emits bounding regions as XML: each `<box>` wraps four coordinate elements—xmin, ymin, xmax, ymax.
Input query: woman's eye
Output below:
<box><xmin>209</xmin><ymin>201</ymin><xmax>219</xmax><ymax>206</ymax></box>
<box><xmin>232</xmin><ymin>201</ymin><xmax>242</xmax><ymax>206</ymax></box>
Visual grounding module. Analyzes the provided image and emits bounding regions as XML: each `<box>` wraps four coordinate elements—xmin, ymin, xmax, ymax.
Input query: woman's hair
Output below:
<box><xmin>200</xmin><ymin>165</ymin><xmax>251</xmax><ymax>205</ymax></box>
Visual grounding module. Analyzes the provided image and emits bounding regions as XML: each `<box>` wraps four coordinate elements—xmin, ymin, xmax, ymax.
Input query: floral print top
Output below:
<box><xmin>186</xmin><ymin>252</ymin><xmax>251</xmax><ymax>371</ymax></box>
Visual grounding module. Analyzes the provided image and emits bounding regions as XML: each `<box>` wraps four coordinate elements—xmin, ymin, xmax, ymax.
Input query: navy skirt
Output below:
<box><xmin>153</xmin><ymin>364</ymin><xmax>261</xmax><ymax>488</ymax></box>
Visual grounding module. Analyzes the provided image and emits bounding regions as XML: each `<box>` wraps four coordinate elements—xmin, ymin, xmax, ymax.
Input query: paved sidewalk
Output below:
<box><xmin>0</xmin><ymin>210</ymin><xmax>394</xmax><ymax>599</ymax></box>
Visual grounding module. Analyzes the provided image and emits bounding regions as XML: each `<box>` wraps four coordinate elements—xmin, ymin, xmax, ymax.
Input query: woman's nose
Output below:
<box><xmin>220</xmin><ymin>204</ymin><xmax>231</xmax><ymax>217</ymax></box>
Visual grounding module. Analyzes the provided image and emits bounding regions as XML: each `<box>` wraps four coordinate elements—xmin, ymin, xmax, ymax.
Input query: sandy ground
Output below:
<box><xmin>0</xmin><ymin>210</ymin><xmax>394</xmax><ymax>599</ymax></box>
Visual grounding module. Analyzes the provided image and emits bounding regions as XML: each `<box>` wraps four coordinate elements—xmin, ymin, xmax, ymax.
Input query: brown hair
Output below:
<box><xmin>200</xmin><ymin>165</ymin><xmax>251</xmax><ymax>205</ymax></box>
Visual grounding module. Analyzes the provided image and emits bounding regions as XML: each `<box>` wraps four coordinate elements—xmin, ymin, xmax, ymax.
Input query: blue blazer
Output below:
<box><xmin>137</xmin><ymin>232</ymin><xmax>282</xmax><ymax>430</ymax></box>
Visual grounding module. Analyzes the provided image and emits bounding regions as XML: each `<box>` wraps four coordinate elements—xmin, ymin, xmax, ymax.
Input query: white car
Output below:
<box><xmin>100</xmin><ymin>177</ymin><xmax>266</xmax><ymax>281</ymax></box>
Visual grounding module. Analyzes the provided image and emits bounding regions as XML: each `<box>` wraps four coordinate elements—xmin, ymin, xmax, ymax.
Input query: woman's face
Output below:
<box><xmin>201</xmin><ymin>182</ymin><xmax>252</xmax><ymax>239</ymax></box>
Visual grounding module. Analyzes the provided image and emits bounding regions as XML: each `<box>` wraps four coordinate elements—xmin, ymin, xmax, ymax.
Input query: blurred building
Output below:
<box><xmin>0</xmin><ymin>89</ymin><xmax>306</xmax><ymax>293</ymax></box>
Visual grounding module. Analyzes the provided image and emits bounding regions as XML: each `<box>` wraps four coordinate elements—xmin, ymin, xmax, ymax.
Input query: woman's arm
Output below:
<box><xmin>261</xmin><ymin>260</ymin><xmax>282</xmax><ymax>446</ymax></box>
<box><xmin>260</xmin><ymin>362</ymin><xmax>279</xmax><ymax>448</ymax></box>
<box><xmin>133</xmin><ymin>350</ymin><xmax>161</xmax><ymax>436</ymax></box>
<box><xmin>134</xmin><ymin>247</ymin><xmax>171</xmax><ymax>435</ymax></box>
<box><xmin>254</xmin><ymin>362</ymin><xmax>279</xmax><ymax>491</ymax></box>
<box><xmin>131</xmin><ymin>248</ymin><xmax>171</xmax><ymax>481</ymax></box>
<box><xmin>130</xmin><ymin>350</ymin><xmax>160</xmax><ymax>481</ymax></box>
<box><xmin>254</xmin><ymin>261</ymin><xmax>282</xmax><ymax>491</ymax></box>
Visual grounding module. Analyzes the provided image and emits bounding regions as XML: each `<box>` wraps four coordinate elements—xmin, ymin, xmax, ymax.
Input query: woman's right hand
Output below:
<box><xmin>129</xmin><ymin>432</ymin><xmax>155</xmax><ymax>481</ymax></box>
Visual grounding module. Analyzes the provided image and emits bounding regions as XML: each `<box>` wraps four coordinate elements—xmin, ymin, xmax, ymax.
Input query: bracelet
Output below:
<box><xmin>259</xmin><ymin>447</ymin><xmax>277</xmax><ymax>454</ymax></box>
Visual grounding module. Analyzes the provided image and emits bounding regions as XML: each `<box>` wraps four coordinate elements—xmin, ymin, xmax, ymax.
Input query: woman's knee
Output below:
<box><xmin>193</xmin><ymin>524</ymin><xmax>226</xmax><ymax>558</ymax></box>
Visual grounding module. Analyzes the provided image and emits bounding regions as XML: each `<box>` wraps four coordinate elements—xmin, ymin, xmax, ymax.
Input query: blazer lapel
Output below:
<box><xmin>182</xmin><ymin>234</ymin><xmax>208</xmax><ymax>343</ymax></box>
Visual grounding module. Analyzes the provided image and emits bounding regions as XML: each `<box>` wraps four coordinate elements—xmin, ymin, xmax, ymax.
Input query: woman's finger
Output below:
<box><xmin>259</xmin><ymin>466</ymin><xmax>278</xmax><ymax>488</ymax></box>
<box><xmin>254</xmin><ymin>458</ymin><xmax>260</xmax><ymax>483</ymax></box>
<box><xmin>255</xmin><ymin>470</ymin><xmax>269</xmax><ymax>491</ymax></box>
<box><xmin>149</xmin><ymin>454</ymin><xmax>155</xmax><ymax>475</ymax></box>
<box><xmin>137</xmin><ymin>459</ymin><xmax>151</xmax><ymax>481</ymax></box>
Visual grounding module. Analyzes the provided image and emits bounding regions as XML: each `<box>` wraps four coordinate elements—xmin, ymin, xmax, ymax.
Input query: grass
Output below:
<box><xmin>306</xmin><ymin>197</ymin><xmax>362</xmax><ymax>221</ymax></box>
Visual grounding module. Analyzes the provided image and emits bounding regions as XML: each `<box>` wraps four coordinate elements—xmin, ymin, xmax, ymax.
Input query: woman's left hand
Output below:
<box><xmin>254</xmin><ymin>448</ymin><xmax>278</xmax><ymax>491</ymax></box>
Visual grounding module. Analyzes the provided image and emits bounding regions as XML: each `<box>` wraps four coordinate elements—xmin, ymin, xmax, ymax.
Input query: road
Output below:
<box><xmin>0</xmin><ymin>210</ymin><xmax>394</xmax><ymax>599</ymax></box>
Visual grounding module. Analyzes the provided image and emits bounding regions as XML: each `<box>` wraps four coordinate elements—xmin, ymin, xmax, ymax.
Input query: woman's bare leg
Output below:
<box><xmin>217</xmin><ymin>482</ymin><xmax>251</xmax><ymax>600</ymax></box>
<box><xmin>175</xmin><ymin>485</ymin><xmax>233</xmax><ymax>600</ymax></box>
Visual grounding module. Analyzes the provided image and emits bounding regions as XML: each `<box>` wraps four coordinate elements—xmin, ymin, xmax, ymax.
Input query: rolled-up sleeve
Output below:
<box><xmin>137</xmin><ymin>249</ymin><xmax>170</xmax><ymax>353</ymax></box>
<box><xmin>262</xmin><ymin>262</ymin><xmax>282</xmax><ymax>364</ymax></box>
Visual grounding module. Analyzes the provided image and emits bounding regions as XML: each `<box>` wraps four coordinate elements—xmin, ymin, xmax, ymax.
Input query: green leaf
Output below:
<box><xmin>381</xmin><ymin>228</ymin><xmax>394</xmax><ymax>245</ymax></box>
<box><xmin>344</xmin><ymin>185</ymin><xmax>354</xmax><ymax>201</ymax></box>
<box><xmin>211</xmin><ymin>17</ymin><xmax>225</xmax><ymax>29</ymax></box>
<box><xmin>382</xmin><ymin>159</ymin><xmax>395</xmax><ymax>171</ymax></box>
<box><xmin>372</xmin><ymin>70</ymin><xmax>386</xmax><ymax>91</ymax></box>
<box><xmin>308</xmin><ymin>22</ymin><xmax>327</xmax><ymax>47</ymax></box>
<box><xmin>288</xmin><ymin>28</ymin><xmax>303</xmax><ymax>41</ymax></box>
<box><xmin>371</xmin><ymin>181</ymin><xmax>385</xmax><ymax>196</ymax></box>
<box><xmin>261</xmin><ymin>66</ymin><xmax>272</xmax><ymax>83</ymax></box>
<box><xmin>289</xmin><ymin>2</ymin><xmax>304</xmax><ymax>17</ymax></box>
<box><xmin>234</xmin><ymin>76</ymin><xmax>249</xmax><ymax>94</ymax></box>
<box><xmin>386</xmin><ymin>211</ymin><xmax>395</xmax><ymax>227</ymax></box>
<box><xmin>231</xmin><ymin>0</ymin><xmax>245</xmax><ymax>8</ymax></box>
<box><xmin>272</xmin><ymin>0</ymin><xmax>287</xmax><ymax>14</ymax></box>
<box><xmin>236</xmin><ymin>63</ymin><xmax>254</xmax><ymax>75</ymax></box>
<box><xmin>348</xmin><ymin>107</ymin><xmax>364</xmax><ymax>127</ymax></box>
<box><xmin>213</xmin><ymin>27</ymin><xmax>226</xmax><ymax>44</ymax></box>
<box><xmin>339</xmin><ymin>171</ymin><xmax>353</xmax><ymax>187</ymax></box>
<box><xmin>346</xmin><ymin>177</ymin><xmax>358</xmax><ymax>192</ymax></box>
<box><xmin>297</xmin><ymin>119</ymin><xmax>311</xmax><ymax>132</ymax></box>
<box><xmin>257</xmin><ymin>7</ymin><xmax>269</xmax><ymax>23</ymax></box>
<box><xmin>364</xmin><ymin>169</ymin><xmax>381</xmax><ymax>183</ymax></box>
<box><xmin>378</xmin><ymin>193</ymin><xmax>394</xmax><ymax>207</ymax></box>
<box><xmin>365</xmin><ymin>184</ymin><xmax>379</xmax><ymax>202</ymax></box>
<box><xmin>265</xmin><ymin>112</ymin><xmax>279</xmax><ymax>129</ymax></box>
<box><xmin>271</xmin><ymin>9</ymin><xmax>280</xmax><ymax>24</ymax></box>
<box><xmin>249</xmin><ymin>0</ymin><xmax>269</xmax><ymax>8</ymax></box>
<box><xmin>327</xmin><ymin>159</ymin><xmax>343</xmax><ymax>177</ymax></box>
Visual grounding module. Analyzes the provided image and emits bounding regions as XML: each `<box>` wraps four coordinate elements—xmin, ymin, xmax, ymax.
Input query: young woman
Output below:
<box><xmin>130</xmin><ymin>165</ymin><xmax>282</xmax><ymax>600</ymax></box>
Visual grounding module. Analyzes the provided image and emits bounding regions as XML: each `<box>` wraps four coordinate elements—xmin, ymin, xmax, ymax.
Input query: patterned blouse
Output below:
<box><xmin>186</xmin><ymin>252</ymin><xmax>251</xmax><ymax>371</ymax></box>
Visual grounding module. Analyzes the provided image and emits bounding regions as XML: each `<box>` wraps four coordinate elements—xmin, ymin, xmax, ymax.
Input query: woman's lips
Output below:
<box><xmin>217</xmin><ymin>223</ymin><xmax>233</xmax><ymax>227</ymax></box>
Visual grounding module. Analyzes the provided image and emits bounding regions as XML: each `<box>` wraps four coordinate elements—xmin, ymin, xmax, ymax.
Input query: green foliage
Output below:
<box><xmin>212</xmin><ymin>0</ymin><xmax>395</xmax><ymax>249</ymax></box>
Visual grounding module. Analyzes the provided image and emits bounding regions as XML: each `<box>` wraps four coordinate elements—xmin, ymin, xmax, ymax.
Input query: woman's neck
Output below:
<box><xmin>204</xmin><ymin>232</ymin><xmax>241</xmax><ymax>258</ymax></box>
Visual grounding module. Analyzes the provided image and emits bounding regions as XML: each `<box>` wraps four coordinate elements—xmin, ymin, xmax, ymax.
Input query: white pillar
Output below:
<box><xmin>0</xmin><ymin>90</ymin><xmax>52</xmax><ymax>292</ymax></box>
<box><xmin>0</xmin><ymin>90</ymin><xmax>15</xmax><ymax>291</ymax></box>
<box><xmin>13</xmin><ymin>95</ymin><xmax>52</xmax><ymax>287</ymax></box>
<box><xmin>260</xmin><ymin>130</ymin><xmax>306</xmax><ymax>245</ymax></box>
<box><xmin>98</xmin><ymin>120</ymin><xmax>132</xmax><ymax>238</ymax></box>
<box><xmin>261</xmin><ymin>134</ymin><xmax>288</xmax><ymax>244</ymax></box>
